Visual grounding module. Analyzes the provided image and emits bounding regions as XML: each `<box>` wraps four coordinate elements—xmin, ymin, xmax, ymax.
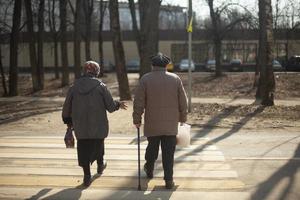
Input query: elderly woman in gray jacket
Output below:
<box><xmin>62</xmin><ymin>61</ymin><xmax>126</xmax><ymax>187</ymax></box>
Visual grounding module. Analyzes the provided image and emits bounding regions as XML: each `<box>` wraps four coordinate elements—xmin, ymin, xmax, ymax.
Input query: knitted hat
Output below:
<box><xmin>83</xmin><ymin>61</ymin><xmax>100</xmax><ymax>76</ymax></box>
<box><xmin>151</xmin><ymin>52</ymin><xmax>171</xmax><ymax>67</ymax></box>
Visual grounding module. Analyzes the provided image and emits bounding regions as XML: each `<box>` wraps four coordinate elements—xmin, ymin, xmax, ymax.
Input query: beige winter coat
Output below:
<box><xmin>133</xmin><ymin>67</ymin><xmax>188</xmax><ymax>137</ymax></box>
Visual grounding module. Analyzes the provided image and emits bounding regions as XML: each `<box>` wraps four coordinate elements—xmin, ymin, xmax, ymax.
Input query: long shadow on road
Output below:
<box><xmin>27</xmin><ymin>174</ymin><xmax>103</xmax><ymax>200</ymax></box>
<box><xmin>0</xmin><ymin>99</ymin><xmax>61</xmax><ymax>125</ymax></box>
<box><xmin>250</xmin><ymin>144</ymin><xmax>300</xmax><ymax>200</ymax></box>
<box><xmin>190</xmin><ymin>105</ymin><xmax>239</xmax><ymax>138</ymax></box>
<box><xmin>174</xmin><ymin>106</ymin><xmax>265</xmax><ymax>163</ymax></box>
<box><xmin>32</xmin><ymin>185</ymin><xmax>84</xmax><ymax>200</ymax></box>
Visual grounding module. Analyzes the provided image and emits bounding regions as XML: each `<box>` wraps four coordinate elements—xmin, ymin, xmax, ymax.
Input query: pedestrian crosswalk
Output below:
<box><xmin>0</xmin><ymin>135</ymin><xmax>248</xmax><ymax>199</ymax></box>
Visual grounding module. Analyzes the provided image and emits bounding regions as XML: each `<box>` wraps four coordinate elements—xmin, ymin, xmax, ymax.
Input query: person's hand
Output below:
<box><xmin>119</xmin><ymin>101</ymin><xmax>128</xmax><ymax>110</ymax></box>
<box><xmin>135</xmin><ymin>124</ymin><xmax>141</xmax><ymax>128</ymax></box>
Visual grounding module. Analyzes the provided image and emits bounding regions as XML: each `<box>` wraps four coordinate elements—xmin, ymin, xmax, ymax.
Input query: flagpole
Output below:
<box><xmin>188</xmin><ymin>0</ymin><xmax>193</xmax><ymax>113</ymax></box>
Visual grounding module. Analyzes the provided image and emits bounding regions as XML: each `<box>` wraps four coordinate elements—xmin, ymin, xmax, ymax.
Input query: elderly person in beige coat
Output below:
<box><xmin>133</xmin><ymin>53</ymin><xmax>188</xmax><ymax>189</ymax></box>
<box><xmin>62</xmin><ymin>61</ymin><xmax>126</xmax><ymax>187</ymax></box>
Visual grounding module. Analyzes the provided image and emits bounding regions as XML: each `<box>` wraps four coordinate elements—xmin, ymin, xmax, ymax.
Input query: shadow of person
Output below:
<box><xmin>142</xmin><ymin>185</ymin><xmax>178</xmax><ymax>200</ymax></box>
<box><xmin>129</xmin><ymin>136</ymin><xmax>147</xmax><ymax>144</ymax></box>
<box><xmin>250</xmin><ymin>144</ymin><xmax>300</xmax><ymax>200</ymax></box>
<box><xmin>26</xmin><ymin>188</ymin><xmax>52</xmax><ymax>200</ymax></box>
<box><xmin>100</xmin><ymin>178</ymin><xmax>178</xmax><ymax>200</ymax></box>
<box><xmin>25</xmin><ymin>185</ymin><xmax>83</xmax><ymax>200</ymax></box>
<box><xmin>43</xmin><ymin>185</ymin><xmax>84</xmax><ymax>200</ymax></box>
<box><xmin>41</xmin><ymin>173</ymin><xmax>102</xmax><ymax>200</ymax></box>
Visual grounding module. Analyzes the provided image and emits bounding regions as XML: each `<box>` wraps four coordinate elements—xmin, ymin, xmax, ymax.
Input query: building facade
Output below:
<box><xmin>1</xmin><ymin>29</ymin><xmax>300</xmax><ymax>69</ymax></box>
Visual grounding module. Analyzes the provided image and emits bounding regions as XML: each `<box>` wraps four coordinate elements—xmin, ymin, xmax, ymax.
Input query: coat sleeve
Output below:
<box><xmin>62</xmin><ymin>86</ymin><xmax>74</xmax><ymax>125</ymax></box>
<box><xmin>177</xmin><ymin>78</ymin><xmax>188</xmax><ymax>122</ymax></box>
<box><xmin>102</xmin><ymin>84</ymin><xmax>120</xmax><ymax>113</ymax></box>
<box><xmin>133</xmin><ymin>79</ymin><xmax>146</xmax><ymax>124</ymax></box>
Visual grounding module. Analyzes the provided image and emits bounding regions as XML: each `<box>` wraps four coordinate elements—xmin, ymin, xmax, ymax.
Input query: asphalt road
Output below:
<box><xmin>0</xmin><ymin>127</ymin><xmax>299</xmax><ymax>200</ymax></box>
<box><xmin>191</xmin><ymin>128</ymin><xmax>300</xmax><ymax>200</ymax></box>
<box><xmin>0</xmin><ymin>95</ymin><xmax>299</xmax><ymax>199</ymax></box>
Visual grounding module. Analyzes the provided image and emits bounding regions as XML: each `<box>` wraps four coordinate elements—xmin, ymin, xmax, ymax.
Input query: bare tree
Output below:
<box><xmin>60</xmin><ymin>0</ymin><xmax>69</xmax><ymax>86</ymax></box>
<box><xmin>0</xmin><ymin>1</ymin><xmax>13</xmax><ymax>96</ymax></box>
<box><xmin>206</xmin><ymin>0</ymin><xmax>251</xmax><ymax>77</ymax></box>
<box><xmin>37</xmin><ymin>0</ymin><xmax>45</xmax><ymax>89</ymax></box>
<box><xmin>8</xmin><ymin>0</ymin><xmax>22</xmax><ymax>96</ymax></box>
<box><xmin>74</xmin><ymin>0</ymin><xmax>83</xmax><ymax>78</ymax></box>
<box><xmin>67</xmin><ymin>0</ymin><xmax>75</xmax><ymax>21</ymax></box>
<box><xmin>159</xmin><ymin>4</ymin><xmax>186</xmax><ymax>30</ymax></box>
<box><xmin>281</xmin><ymin>0</ymin><xmax>300</xmax><ymax>62</ymax></box>
<box><xmin>0</xmin><ymin>46</ymin><xmax>7</xmax><ymax>96</ymax></box>
<box><xmin>109</xmin><ymin>0</ymin><xmax>131</xmax><ymax>100</ymax></box>
<box><xmin>47</xmin><ymin>0</ymin><xmax>59</xmax><ymax>79</ymax></box>
<box><xmin>129</xmin><ymin>0</ymin><xmax>161</xmax><ymax>77</ymax></box>
<box><xmin>128</xmin><ymin>0</ymin><xmax>141</xmax><ymax>56</ymax></box>
<box><xmin>24</xmin><ymin>0</ymin><xmax>42</xmax><ymax>92</ymax></box>
<box><xmin>98</xmin><ymin>0</ymin><xmax>108</xmax><ymax>77</ymax></box>
<box><xmin>255</xmin><ymin>0</ymin><xmax>275</xmax><ymax>106</ymax></box>
<box><xmin>83</xmin><ymin>0</ymin><xmax>94</xmax><ymax>60</ymax></box>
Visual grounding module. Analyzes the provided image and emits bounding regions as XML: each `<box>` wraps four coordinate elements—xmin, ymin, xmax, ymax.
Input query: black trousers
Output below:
<box><xmin>145</xmin><ymin>135</ymin><xmax>177</xmax><ymax>181</ymax></box>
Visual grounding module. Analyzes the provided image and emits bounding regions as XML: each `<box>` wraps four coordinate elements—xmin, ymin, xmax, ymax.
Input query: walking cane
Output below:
<box><xmin>137</xmin><ymin>127</ymin><xmax>142</xmax><ymax>191</ymax></box>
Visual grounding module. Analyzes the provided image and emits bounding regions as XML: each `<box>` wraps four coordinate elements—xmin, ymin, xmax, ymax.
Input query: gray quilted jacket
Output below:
<box><xmin>62</xmin><ymin>76</ymin><xmax>120</xmax><ymax>139</ymax></box>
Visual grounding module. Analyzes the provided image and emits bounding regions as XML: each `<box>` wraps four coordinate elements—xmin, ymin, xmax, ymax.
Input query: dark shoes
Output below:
<box><xmin>97</xmin><ymin>161</ymin><xmax>107</xmax><ymax>174</ymax></box>
<box><xmin>165</xmin><ymin>180</ymin><xmax>175</xmax><ymax>189</ymax></box>
<box><xmin>83</xmin><ymin>175</ymin><xmax>91</xmax><ymax>187</ymax></box>
<box><xmin>144</xmin><ymin>163</ymin><xmax>153</xmax><ymax>179</ymax></box>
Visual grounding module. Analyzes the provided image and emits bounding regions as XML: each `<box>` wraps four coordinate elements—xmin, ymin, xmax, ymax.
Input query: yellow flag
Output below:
<box><xmin>187</xmin><ymin>16</ymin><xmax>193</xmax><ymax>33</ymax></box>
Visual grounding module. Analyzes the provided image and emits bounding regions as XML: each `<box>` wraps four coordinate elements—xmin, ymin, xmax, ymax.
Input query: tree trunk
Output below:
<box><xmin>74</xmin><ymin>0</ymin><xmax>83</xmax><ymax>78</ymax></box>
<box><xmin>109</xmin><ymin>0</ymin><xmax>131</xmax><ymax>100</ymax></box>
<box><xmin>37</xmin><ymin>0</ymin><xmax>45</xmax><ymax>89</ymax></box>
<box><xmin>8</xmin><ymin>0</ymin><xmax>22</xmax><ymax>96</ymax></box>
<box><xmin>85</xmin><ymin>29</ymin><xmax>91</xmax><ymax>60</ymax></box>
<box><xmin>207</xmin><ymin>0</ymin><xmax>223</xmax><ymax>77</ymax></box>
<box><xmin>285</xmin><ymin>30</ymin><xmax>289</xmax><ymax>65</ymax></box>
<box><xmin>49</xmin><ymin>0</ymin><xmax>59</xmax><ymax>79</ymax></box>
<box><xmin>128</xmin><ymin>0</ymin><xmax>141</xmax><ymax>56</ymax></box>
<box><xmin>0</xmin><ymin>47</ymin><xmax>8</xmax><ymax>96</ymax></box>
<box><xmin>84</xmin><ymin>0</ymin><xmax>93</xmax><ymax>61</ymax></box>
<box><xmin>98</xmin><ymin>0</ymin><xmax>107</xmax><ymax>77</ymax></box>
<box><xmin>60</xmin><ymin>0</ymin><xmax>69</xmax><ymax>86</ymax></box>
<box><xmin>256</xmin><ymin>0</ymin><xmax>275</xmax><ymax>106</ymax></box>
<box><xmin>214</xmin><ymin>39</ymin><xmax>222</xmax><ymax>77</ymax></box>
<box><xmin>24</xmin><ymin>0</ymin><xmax>40</xmax><ymax>92</ymax></box>
<box><xmin>54</xmin><ymin>35</ymin><xmax>59</xmax><ymax>79</ymax></box>
<box><xmin>253</xmin><ymin>56</ymin><xmax>260</xmax><ymax>88</ymax></box>
<box><xmin>138</xmin><ymin>0</ymin><xmax>161</xmax><ymax>77</ymax></box>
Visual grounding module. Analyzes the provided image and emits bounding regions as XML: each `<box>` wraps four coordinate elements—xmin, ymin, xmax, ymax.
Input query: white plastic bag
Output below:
<box><xmin>176</xmin><ymin>123</ymin><xmax>191</xmax><ymax>147</ymax></box>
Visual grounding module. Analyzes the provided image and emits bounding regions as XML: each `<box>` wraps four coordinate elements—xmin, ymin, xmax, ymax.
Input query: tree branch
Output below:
<box><xmin>67</xmin><ymin>0</ymin><xmax>75</xmax><ymax>16</ymax></box>
<box><xmin>220</xmin><ymin>16</ymin><xmax>251</xmax><ymax>39</ymax></box>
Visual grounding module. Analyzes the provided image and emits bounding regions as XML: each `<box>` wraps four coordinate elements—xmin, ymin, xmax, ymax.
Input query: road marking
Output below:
<box><xmin>0</xmin><ymin>143</ymin><xmax>218</xmax><ymax>150</ymax></box>
<box><xmin>0</xmin><ymin>147</ymin><xmax>223</xmax><ymax>155</ymax></box>
<box><xmin>0</xmin><ymin>175</ymin><xmax>245</xmax><ymax>190</ymax></box>
<box><xmin>0</xmin><ymin>167</ymin><xmax>238</xmax><ymax>178</ymax></box>
<box><xmin>231</xmin><ymin>157</ymin><xmax>300</xmax><ymax>161</ymax></box>
<box><xmin>0</xmin><ymin>134</ymin><xmax>246</xmax><ymax>196</ymax></box>
<box><xmin>0</xmin><ymin>187</ymin><xmax>250</xmax><ymax>200</ymax></box>
<box><xmin>0</xmin><ymin>152</ymin><xmax>226</xmax><ymax>162</ymax></box>
<box><xmin>0</xmin><ymin>158</ymin><xmax>232</xmax><ymax>170</ymax></box>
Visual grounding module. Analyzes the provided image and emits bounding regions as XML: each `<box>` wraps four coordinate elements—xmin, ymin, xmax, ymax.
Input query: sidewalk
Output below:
<box><xmin>0</xmin><ymin>96</ymin><xmax>299</xmax><ymax>106</ymax></box>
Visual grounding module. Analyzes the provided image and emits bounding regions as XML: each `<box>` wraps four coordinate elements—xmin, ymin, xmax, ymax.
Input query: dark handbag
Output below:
<box><xmin>64</xmin><ymin>127</ymin><xmax>75</xmax><ymax>148</ymax></box>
